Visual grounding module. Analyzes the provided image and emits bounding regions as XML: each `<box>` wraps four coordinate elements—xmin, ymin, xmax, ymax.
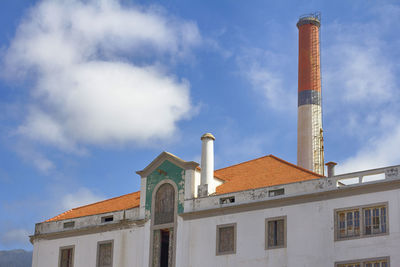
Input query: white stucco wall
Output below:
<box><xmin>32</xmin><ymin>225</ymin><xmax>146</xmax><ymax>267</ymax></box>
<box><xmin>177</xmin><ymin>188</ymin><xmax>400</xmax><ymax>267</ymax></box>
<box><xmin>32</xmin><ymin>187</ymin><xmax>400</xmax><ymax>267</ymax></box>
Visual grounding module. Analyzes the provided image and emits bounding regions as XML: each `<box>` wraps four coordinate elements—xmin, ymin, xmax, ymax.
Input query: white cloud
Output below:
<box><xmin>237</xmin><ymin>48</ymin><xmax>296</xmax><ymax>113</ymax></box>
<box><xmin>61</xmin><ymin>187</ymin><xmax>104</xmax><ymax>210</ymax></box>
<box><xmin>0</xmin><ymin>229</ymin><xmax>30</xmax><ymax>246</ymax></box>
<box><xmin>3</xmin><ymin>0</ymin><xmax>201</xmax><ymax>150</ymax></box>
<box><xmin>247</xmin><ymin>68</ymin><xmax>288</xmax><ymax>111</ymax></box>
<box><xmin>13</xmin><ymin>142</ymin><xmax>55</xmax><ymax>173</ymax></box>
<box><xmin>324</xmin><ymin>44</ymin><xmax>395</xmax><ymax>105</ymax></box>
<box><xmin>337</xmin><ymin>123</ymin><xmax>400</xmax><ymax>173</ymax></box>
<box><xmin>323</xmin><ymin>5</ymin><xmax>400</xmax><ymax>173</ymax></box>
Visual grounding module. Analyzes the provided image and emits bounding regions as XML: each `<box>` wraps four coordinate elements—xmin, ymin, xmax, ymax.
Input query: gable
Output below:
<box><xmin>136</xmin><ymin>151</ymin><xmax>198</xmax><ymax>178</ymax></box>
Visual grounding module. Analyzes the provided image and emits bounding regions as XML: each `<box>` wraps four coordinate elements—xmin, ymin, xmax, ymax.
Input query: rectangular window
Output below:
<box><xmin>337</xmin><ymin>209</ymin><xmax>360</xmax><ymax>238</ymax></box>
<box><xmin>268</xmin><ymin>188</ymin><xmax>284</xmax><ymax>197</ymax></box>
<box><xmin>63</xmin><ymin>221</ymin><xmax>75</xmax><ymax>229</ymax></box>
<box><xmin>219</xmin><ymin>196</ymin><xmax>235</xmax><ymax>204</ymax></box>
<box><xmin>97</xmin><ymin>241</ymin><xmax>113</xmax><ymax>267</ymax></box>
<box><xmin>216</xmin><ymin>223</ymin><xmax>236</xmax><ymax>255</ymax></box>
<box><xmin>101</xmin><ymin>216</ymin><xmax>114</xmax><ymax>223</ymax></box>
<box><xmin>335</xmin><ymin>203</ymin><xmax>388</xmax><ymax>240</ymax></box>
<box><xmin>336</xmin><ymin>257</ymin><xmax>389</xmax><ymax>267</ymax></box>
<box><xmin>265</xmin><ymin>216</ymin><xmax>286</xmax><ymax>249</ymax></box>
<box><xmin>337</xmin><ymin>264</ymin><xmax>361</xmax><ymax>267</ymax></box>
<box><xmin>59</xmin><ymin>246</ymin><xmax>74</xmax><ymax>267</ymax></box>
<box><xmin>364</xmin><ymin>206</ymin><xmax>386</xmax><ymax>235</ymax></box>
<box><xmin>364</xmin><ymin>259</ymin><xmax>389</xmax><ymax>267</ymax></box>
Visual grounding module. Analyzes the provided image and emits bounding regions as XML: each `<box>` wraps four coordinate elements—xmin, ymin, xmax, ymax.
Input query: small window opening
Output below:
<box><xmin>160</xmin><ymin>229</ymin><xmax>170</xmax><ymax>267</ymax></box>
<box><xmin>269</xmin><ymin>188</ymin><xmax>284</xmax><ymax>197</ymax></box>
<box><xmin>101</xmin><ymin>216</ymin><xmax>114</xmax><ymax>223</ymax></box>
<box><xmin>63</xmin><ymin>221</ymin><xmax>75</xmax><ymax>229</ymax></box>
<box><xmin>220</xmin><ymin>196</ymin><xmax>235</xmax><ymax>204</ymax></box>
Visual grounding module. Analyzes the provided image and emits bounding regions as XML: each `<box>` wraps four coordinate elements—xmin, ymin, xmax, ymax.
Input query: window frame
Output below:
<box><xmin>216</xmin><ymin>223</ymin><xmax>237</xmax><ymax>256</ymax></box>
<box><xmin>101</xmin><ymin>215</ymin><xmax>114</xmax><ymax>223</ymax></box>
<box><xmin>58</xmin><ymin>245</ymin><xmax>74</xmax><ymax>267</ymax></box>
<box><xmin>268</xmin><ymin>188</ymin><xmax>285</xmax><ymax>197</ymax></box>
<box><xmin>265</xmin><ymin>216</ymin><xmax>287</xmax><ymax>250</ymax></box>
<box><xmin>334</xmin><ymin>202</ymin><xmax>389</xmax><ymax>241</ymax></box>
<box><xmin>63</xmin><ymin>221</ymin><xmax>75</xmax><ymax>229</ymax></box>
<box><xmin>335</xmin><ymin>256</ymin><xmax>390</xmax><ymax>267</ymax></box>
<box><xmin>96</xmin><ymin>240</ymin><xmax>114</xmax><ymax>267</ymax></box>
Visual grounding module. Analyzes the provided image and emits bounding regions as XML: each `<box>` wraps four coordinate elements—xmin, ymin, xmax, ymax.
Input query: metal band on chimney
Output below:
<box><xmin>298</xmin><ymin>90</ymin><xmax>321</xmax><ymax>106</ymax></box>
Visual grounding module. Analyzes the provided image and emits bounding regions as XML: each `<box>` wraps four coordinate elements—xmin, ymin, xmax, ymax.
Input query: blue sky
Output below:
<box><xmin>1</xmin><ymin>0</ymin><xmax>399</xmax><ymax>250</ymax></box>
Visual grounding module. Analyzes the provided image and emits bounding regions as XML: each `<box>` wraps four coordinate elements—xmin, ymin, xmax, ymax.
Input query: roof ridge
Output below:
<box><xmin>215</xmin><ymin>154</ymin><xmax>272</xmax><ymax>172</ymax></box>
<box><xmin>268</xmin><ymin>154</ymin><xmax>323</xmax><ymax>177</ymax></box>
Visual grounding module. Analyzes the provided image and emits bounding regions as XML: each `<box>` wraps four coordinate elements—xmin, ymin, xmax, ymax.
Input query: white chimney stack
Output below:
<box><xmin>325</xmin><ymin>161</ymin><xmax>337</xmax><ymax>177</ymax></box>
<box><xmin>198</xmin><ymin>133</ymin><xmax>215</xmax><ymax>197</ymax></box>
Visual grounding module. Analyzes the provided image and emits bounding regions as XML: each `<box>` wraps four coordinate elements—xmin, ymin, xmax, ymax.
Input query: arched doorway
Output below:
<box><xmin>150</xmin><ymin>182</ymin><xmax>177</xmax><ymax>267</ymax></box>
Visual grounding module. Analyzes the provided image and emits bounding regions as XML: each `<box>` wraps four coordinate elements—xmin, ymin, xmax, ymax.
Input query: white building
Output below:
<box><xmin>30</xmin><ymin>14</ymin><xmax>399</xmax><ymax>267</ymax></box>
<box><xmin>30</xmin><ymin>142</ymin><xmax>400</xmax><ymax>266</ymax></box>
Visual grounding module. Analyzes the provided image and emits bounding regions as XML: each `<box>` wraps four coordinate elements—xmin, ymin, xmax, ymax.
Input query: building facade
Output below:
<box><xmin>31</xmin><ymin>149</ymin><xmax>400</xmax><ymax>267</ymax></box>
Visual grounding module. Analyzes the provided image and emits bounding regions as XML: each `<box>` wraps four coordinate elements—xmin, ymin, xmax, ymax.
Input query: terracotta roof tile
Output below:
<box><xmin>214</xmin><ymin>154</ymin><xmax>322</xmax><ymax>195</ymax></box>
<box><xmin>46</xmin><ymin>191</ymin><xmax>140</xmax><ymax>222</ymax></box>
<box><xmin>45</xmin><ymin>155</ymin><xmax>322</xmax><ymax>222</ymax></box>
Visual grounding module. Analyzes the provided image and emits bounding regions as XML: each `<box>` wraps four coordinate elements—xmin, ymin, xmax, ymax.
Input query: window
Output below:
<box><xmin>101</xmin><ymin>216</ymin><xmax>114</xmax><ymax>223</ymax></box>
<box><xmin>335</xmin><ymin>203</ymin><xmax>388</xmax><ymax>240</ymax></box>
<box><xmin>336</xmin><ymin>257</ymin><xmax>389</xmax><ymax>267</ymax></box>
<box><xmin>216</xmin><ymin>223</ymin><xmax>236</xmax><ymax>255</ymax></box>
<box><xmin>220</xmin><ymin>196</ymin><xmax>235</xmax><ymax>204</ymax></box>
<box><xmin>266</xmin><ymin>216</ymin><xmax>286</xmax><ymax>249</ymax></box>
<box><xmin>363</xmin><ymin>206</ymin><xmax>387</xmax><ymax>236</ymax></box>
<box><xmin>97</xmin><ymin>241</ymin><xmax>113</xmax><ymax>267</ymax></box>
<box><xmin>63</xmin><ymin>221</ymin><xmax>75</xmax><ymax>229</ymax></box>
<box><xmin>59</xmin><ymin>246</ymin><xmax>74</xmax><ymax>267</ymax></box>
<box><xmin>364</xmin><ymin>260</ymin><xmax>388</xmax><ymax>267</ymax></box>
<box><xmin>268</xmin><ymin>188</ymin><xmax>284</xmax><ymax>197</ymax></box>
<box><xmin>337</xmin><ymin>209</ymin><xmax>360</xmax><ymax>238</ymax></box>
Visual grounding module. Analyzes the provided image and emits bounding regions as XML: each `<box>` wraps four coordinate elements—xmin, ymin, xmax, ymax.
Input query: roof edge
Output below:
<box><xmin>45</xmin><ymin>191</ymin><xmax>140</xmax><ymax>222</ymax></box>
<box><xmin>268</xmin><ymin>155</ymin><xmax>324</xmax><ymax>177</ymax></box>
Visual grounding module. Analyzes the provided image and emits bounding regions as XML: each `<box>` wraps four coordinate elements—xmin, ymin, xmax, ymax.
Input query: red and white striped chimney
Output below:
<box><xmin>297</xmin><ymin>13</ymin><xmax>324</xmax><ymax>175</ymax></box>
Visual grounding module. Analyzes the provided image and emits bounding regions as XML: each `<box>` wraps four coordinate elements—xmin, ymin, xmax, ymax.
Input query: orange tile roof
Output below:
<box><xmin>214</xmin><ymin>155</ymin><xmax>322</xmax><ymax>195</ymax></box>
<box><xmin>46</xmin><ymin>191</ymin><xmax>140</xmax><ymax>222</ymax></box>
<box><xmin>45</xmin><ymin>155</ymin><xmax>322</xmax><ymax>222</ymax></box>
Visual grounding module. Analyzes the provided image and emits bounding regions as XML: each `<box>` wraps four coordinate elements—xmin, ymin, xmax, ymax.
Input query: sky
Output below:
<box><xmin>0</xmin><ymin>0</ymin><xmax>399</xmax><ymax>250</ymax></box>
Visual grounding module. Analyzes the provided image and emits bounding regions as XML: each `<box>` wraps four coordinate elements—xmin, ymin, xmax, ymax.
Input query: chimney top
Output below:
<box><xmin>325</xmin><ymin>161</ymin><xmax>337</xmax><ymax>177</ymax></box>
<box><xmin>325</xmin><ymin>161</ymin><xmax>337</xmax><ymax>167</ymax></box>
<box><xmin>297</xmin><ymin>12</ymin><xmax>321</xmax><ymax>28</ymax></box>
<box><xmin>201</xmin><ymin>133</ymin><xmax>215</xmax><ymax>141</ymax></box>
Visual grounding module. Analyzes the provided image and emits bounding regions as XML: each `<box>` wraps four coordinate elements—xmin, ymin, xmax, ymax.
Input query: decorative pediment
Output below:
<box><xmin>136</xmin><ymin>151</ymin><xmax>199</xmax><ymax>178</ymax></box>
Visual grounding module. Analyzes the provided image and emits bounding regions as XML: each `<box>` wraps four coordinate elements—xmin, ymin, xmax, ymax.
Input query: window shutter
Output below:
<box><xmin>268</xmin><ymin>221</ymin><xmax>275</xmax><ymax>247</ymax></box>
<box><xmin>277</xmin><ymin>220</ymin><xmax>284</xmax><ymax>246</ymax></box>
